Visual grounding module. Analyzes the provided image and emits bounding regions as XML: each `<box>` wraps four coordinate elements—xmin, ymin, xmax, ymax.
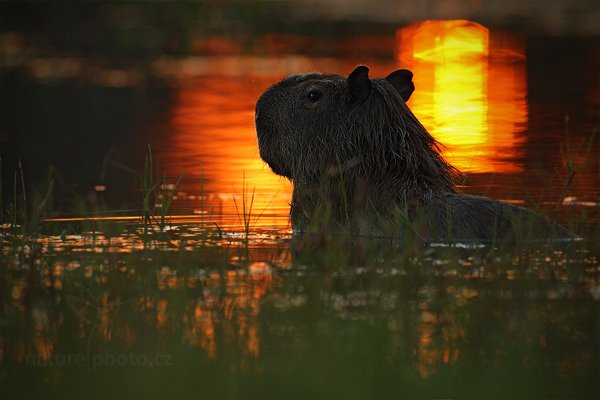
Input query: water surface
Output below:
<box><xmin>1</xmin><ymin>18</ymin><xmax>599</xmax><ymax>399</ymax></box>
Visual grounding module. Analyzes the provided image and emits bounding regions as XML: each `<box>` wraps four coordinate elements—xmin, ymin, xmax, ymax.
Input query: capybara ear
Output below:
<box><xmin>347</xmin><ymin>66</ymin><xmax>372</xmax><ymax>103</ymax></box>
<box><xmin>385</xmin><ymin>69</ymin><xmax>415</xmax><ymax>101</ymax></box>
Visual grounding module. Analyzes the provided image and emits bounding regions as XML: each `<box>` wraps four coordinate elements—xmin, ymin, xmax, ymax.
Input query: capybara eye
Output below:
<box><xmin>306</xmin><ymin>90</ymin><xmax>323</xmax><ymax>102</ymax></box>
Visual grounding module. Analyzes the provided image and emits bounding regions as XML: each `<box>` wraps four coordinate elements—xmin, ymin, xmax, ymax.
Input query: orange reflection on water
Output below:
<box><xmin>398</xmin><ymin>20</ymin><xmax>527</xmax><ymax>173</ymax></box>
<box><xmin>168</xmin><ymin>77</ymin><xmax>293</xmax><ymax>228</ymax></box>
<box><xmin>180</xmin><ymin>258</ymin><xmax>276</xmax><ymax>362</ymax></box>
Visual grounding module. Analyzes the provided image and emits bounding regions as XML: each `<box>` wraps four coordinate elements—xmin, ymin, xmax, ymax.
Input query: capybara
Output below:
<box><xmin>255</xmin><ymin>65</ymin><xmax>575</xmax><ymax>243</ymax></box>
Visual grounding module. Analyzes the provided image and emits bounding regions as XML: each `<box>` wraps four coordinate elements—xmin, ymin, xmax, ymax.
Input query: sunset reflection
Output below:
<box><xmin>398</xmin><ymin>20</ymin><xmax>527</xmax><ymax>173</ymax></box>
<box><xmin>167</xmin><ymin>76</ymin><xmax>293</xmax><ymax>228</ymax></box>
<box><xmin>3</xmin><ymin>234</ymin><xmax>598</xmax><ymax>396</ymax></box>
<box><xmin>163</xmin><ymin>22</ymin><xmax>529</xmax><ymax>232</ymax></box>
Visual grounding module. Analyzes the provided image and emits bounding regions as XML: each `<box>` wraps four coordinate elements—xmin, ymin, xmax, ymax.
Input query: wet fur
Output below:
<box><xmin>255</xmin><ymin>66</ymin><xmax>574</xmax><ymax>242</ymax></box>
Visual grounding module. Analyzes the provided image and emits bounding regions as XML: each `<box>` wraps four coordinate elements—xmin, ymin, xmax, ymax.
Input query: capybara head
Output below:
<box><xmin>255</xmin><ymin>66</ymin><xmax>457</xmax><ymax>195</ymax></box>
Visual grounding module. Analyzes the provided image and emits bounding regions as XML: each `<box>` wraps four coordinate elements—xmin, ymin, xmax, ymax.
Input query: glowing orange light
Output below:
<box><xmin>397</xmin><ymin>20</ymin><xmax>527</xmax><ymax>173</ymax></box>
<box><xmin>167</xmin><ymin>77</ymin><xmax>293</xmax><ymax>229</ymax></box>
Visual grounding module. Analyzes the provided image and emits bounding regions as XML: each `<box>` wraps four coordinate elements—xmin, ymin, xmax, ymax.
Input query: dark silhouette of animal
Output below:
<box><xmin>255</xmin><ymin>65</ymin><xmax>574</xmax><ymax>243</ymax></box>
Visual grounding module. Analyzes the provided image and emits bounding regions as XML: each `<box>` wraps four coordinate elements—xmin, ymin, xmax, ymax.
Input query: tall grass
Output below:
<box><xmin>550</xmin><ymin>122</ymin><xmax>598</xmax><ymax>228</ymax></box>
<box><xmin>5</xmin><ymin>159</ymin><xmax>27</xmax><ymax>230</ymax></box>
<box><xmin>232</xmin><ymin>172</ymin><xmax>279</xmax><ymax>255</ymax></box>
<box><xmin>1</xmin><ymin>159</ymin><xmax>53</xmax><ymax>237</ymax></box>
<box><xmin>233</xmin><ymin>173</ymin><xmax>256</xmax><ymax>251</ymax></box>
<box><xmin>139</xmin><ymin>145</ymin><xmax>183</xmax><ymax>246</ymax></box>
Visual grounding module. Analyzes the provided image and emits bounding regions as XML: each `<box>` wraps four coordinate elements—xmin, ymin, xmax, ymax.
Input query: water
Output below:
<box><xmin>2</xmin><ymin>32</ymin><xmax>598</xmax><ymax>229</ymax></box>
<box><xmin>1</xmin><ymin>230</ymin><xmax>598</xmax><ymax>398</ymax></box>
<box><xmin>1</xmin><ymin>13</ymin><xmax>599</xmax><ymax>399</ymax></box>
